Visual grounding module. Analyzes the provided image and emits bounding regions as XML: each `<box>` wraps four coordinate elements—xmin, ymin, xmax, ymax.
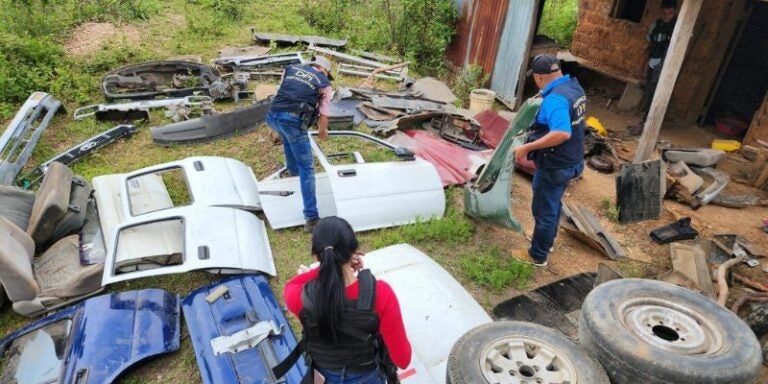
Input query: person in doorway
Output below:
<box><xmin>266</xmin><ymin>56</ymin><xmax>334</xmax><ymax>232</ymax></box>
<box><xmin>283</xmin><ymin>216</ymin><xmax>412</xmax><ymax>383</ymax></box>
<box><xmin>631</xmin><ymin>0</ymin><xmax>678</xmax><ymax>135</ymax></box>
<box><xmin>515</xmin><ymin>54</ymin><xmax>586</xmax><ymax>267</ymax></box>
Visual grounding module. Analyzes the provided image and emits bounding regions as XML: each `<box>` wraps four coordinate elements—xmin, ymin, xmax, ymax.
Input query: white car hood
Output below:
<box><xmin>365</xmin><ymin>244</ymin><xmax>492</xmax><ymax>383</ymax></box>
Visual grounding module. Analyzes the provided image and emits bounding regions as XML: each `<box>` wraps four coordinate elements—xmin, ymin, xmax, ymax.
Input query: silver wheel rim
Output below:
<box><xmin>480</xmin><ymin>335</ymin><xmax>578</xmax><ymax>384</ymax></box>
<box><xmin>620</xmin><ymin>298</ymin><xmax>724</xmax><ymax>355</ymax></box>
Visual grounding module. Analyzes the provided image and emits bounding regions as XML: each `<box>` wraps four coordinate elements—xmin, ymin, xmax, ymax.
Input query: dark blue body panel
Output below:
<box><xmin>182</xmin><ymin>275</ymin><xmax>306</xmax><ymax>384</ymax></box>
<box><xmin>0</xmin><ymin>289</ymin><xmax>180</xmax><ymax>384</ymax></box>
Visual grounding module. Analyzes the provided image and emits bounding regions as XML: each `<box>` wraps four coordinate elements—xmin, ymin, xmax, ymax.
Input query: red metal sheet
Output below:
<box><xmin>388</xmin><ymin>129</ymin><xmax>492</xmax><ymax>186</ymax></box>
<box><xmin>474</xmin><ymin>109</ymin><xmax>510</xmax><ymax>148</ymax></box>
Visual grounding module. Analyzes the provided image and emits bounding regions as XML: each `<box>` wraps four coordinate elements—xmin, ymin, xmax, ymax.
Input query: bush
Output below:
<box><xmin>451</xmin><ymin>64</ymin><xmax>490</xmax><ymax>108</ymax></box>
<box><xmin>301</xmin><ymin>0</ymin><xmax>456</xmax><ymax>75</ymax></box>
<box><xmin>538</xmin><ymin>0</ymin><xmax>579</xmax><ymax>47</ymax></box>
<box><xmin>0</xmin><ymin>33</ymin><xmax>63</xmax><ymax>116</ymax></box>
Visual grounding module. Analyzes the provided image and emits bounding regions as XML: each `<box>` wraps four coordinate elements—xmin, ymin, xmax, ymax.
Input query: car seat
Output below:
<box><xmin>0</xmin><ymin>216</ymin><xmax>103</xmax><ymax>316</ymax></box>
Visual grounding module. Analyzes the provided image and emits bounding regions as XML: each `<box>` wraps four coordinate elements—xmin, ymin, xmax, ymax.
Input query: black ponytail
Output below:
<box><xmin>310</xmin><ymin>216</ymin><xmax>359</xmax><ymax>344</ymax></box>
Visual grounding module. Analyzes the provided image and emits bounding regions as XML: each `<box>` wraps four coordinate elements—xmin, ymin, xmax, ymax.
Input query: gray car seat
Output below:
<box><xmin>0</xmin><ymin>162</ymin><xmax>92</xmax><ymax>248</ymax></box>
<box><xmin>0</xmin><ymin>216</ymin><xmax>103</xmax><ymax>316</ymax></box>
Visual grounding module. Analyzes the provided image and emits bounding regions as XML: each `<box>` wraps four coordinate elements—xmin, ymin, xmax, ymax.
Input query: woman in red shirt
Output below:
<box><xmin>284</xmin><ymin>216</ymin><xmax>412</xmax><ymax>383</ymax></box>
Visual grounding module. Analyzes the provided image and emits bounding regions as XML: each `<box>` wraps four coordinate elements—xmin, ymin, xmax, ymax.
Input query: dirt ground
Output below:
<box><xmin>511</xmin><ymin>93</ymin><xmax>768</xmax><ymax>289</ymax></box>
<box><xmin>64</xmin><ymin>22</ymin><xmax>142</xmax><ymax>56</ymax></box>
<box><xmin>503</xmin><ymin>93</ymin><xmax>768</xmax><ymax>377</ymax></box>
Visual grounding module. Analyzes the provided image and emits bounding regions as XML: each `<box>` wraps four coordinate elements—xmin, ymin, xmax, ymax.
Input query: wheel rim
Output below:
<box><xmin>620</xmin><ymin>298</ymin><xmax>724</xmax><ymax>355</ymax></box>
<box><xmin>480</xmin><ymin>335</ymin><xmax>578</xmax><ymax>384</ymax></box>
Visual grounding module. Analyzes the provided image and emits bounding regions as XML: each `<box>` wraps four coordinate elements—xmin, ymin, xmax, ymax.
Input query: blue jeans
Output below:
<box><xmin>529</xmin><ymin>162</ymin><xmax>584</xmax><ymax>262</ymax></box>
<box><xmin>316</xmin><ymin>367</ymin><xmax>385</xmax><ymax>384</ymax></box>
<box><xmin>266</xmin><ymin>110</ymin><xmax>318</xmax><ymax>220</ymax></box>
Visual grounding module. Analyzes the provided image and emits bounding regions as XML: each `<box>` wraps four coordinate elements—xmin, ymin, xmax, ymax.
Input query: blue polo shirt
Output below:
<box><xmin>535</xmin><ymin>75</ymin><xmax>573</xmax><ymax>135</ymax></box>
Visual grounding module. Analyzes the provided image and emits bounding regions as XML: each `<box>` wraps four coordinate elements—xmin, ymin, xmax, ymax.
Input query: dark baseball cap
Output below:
<box><xmin>527</xmin><ymin>54</ymin><xmax>561</xmax><ymax>76</ymax></box>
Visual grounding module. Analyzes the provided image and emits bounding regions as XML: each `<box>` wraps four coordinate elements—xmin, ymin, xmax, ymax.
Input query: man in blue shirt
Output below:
<box><xmin>515</xmin><ymin>54</ymin><xmax>586</xmax><ymax>266</ymax></box>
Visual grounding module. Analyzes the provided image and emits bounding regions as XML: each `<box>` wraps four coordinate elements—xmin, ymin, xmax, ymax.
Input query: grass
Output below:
<box><xmin>459</xmin><ymin>246</ymin><xmax>535</xmax><ymax>291</ymax></box>
<box><xmin>599</xmin><ymin>197</ymin><xmax>620</xmax><ymax>222</ymax></box>
<box><xmin>0</xmin><ymin>2</ymin><xmax>541</xmax><ymax>383</ymax></box>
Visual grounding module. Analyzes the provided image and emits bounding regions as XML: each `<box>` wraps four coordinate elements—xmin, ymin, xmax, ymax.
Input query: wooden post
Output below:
<box><xmin>633</xmin><ymin>0</ymin><xmax>704</xmax><ymax>163</ymax></box>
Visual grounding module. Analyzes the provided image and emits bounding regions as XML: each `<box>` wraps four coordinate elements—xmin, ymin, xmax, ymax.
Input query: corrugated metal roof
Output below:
<box><xmin>447</xmin><ymin>0</ymin><xmax>510</xmax><ymax>75</ymax></box>
<box><xmin>491</xmin><ymin>0</ymin><xmax>538</xmax><ymax>105</ymax></box>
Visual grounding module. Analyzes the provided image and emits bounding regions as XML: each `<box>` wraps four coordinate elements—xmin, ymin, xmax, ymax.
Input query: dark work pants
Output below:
<box><xmin>529</xmin><ymin>162</ymin><xmax>584</xmax><ymax>263</ymax></box>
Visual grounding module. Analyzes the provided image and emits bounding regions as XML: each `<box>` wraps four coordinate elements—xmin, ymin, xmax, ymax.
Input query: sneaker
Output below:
<box><xmin>304</xmin><ymin>218</ymin><xmax>319</xmax><ymax>233</ymax></box>
<box><xmin>532</xmin><ymin>259</ymin><xmax>548</xmax><ymax>267</ymax></box>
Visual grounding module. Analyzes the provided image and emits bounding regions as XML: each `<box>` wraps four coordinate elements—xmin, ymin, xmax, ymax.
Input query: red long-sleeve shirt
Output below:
<box><xmin>284</xmin><ymin>268</ymin><xmax>412</xmax><ymax>369</ymax></box>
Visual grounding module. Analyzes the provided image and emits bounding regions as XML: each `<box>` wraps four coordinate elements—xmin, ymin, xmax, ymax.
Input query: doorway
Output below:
<box><xmin>703</xmin><ymin>1</ymin><xmax>768</xmax><ymax>134</ymax></box>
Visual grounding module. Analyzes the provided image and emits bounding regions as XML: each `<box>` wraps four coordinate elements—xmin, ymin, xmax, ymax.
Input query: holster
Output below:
<box><xmin>297</xmin><ymin>102</ymin><xmax>319</xmax><ymax>131</ymax></box>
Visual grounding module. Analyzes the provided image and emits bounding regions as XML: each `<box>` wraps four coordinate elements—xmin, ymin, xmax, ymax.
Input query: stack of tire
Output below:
<box><xmin>448</xmin><ymin>279</ymin><xmax>763</xmax><ymax>384</ymax></box>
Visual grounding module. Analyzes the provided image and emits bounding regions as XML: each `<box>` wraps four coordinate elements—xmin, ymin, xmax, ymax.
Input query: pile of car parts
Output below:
<box><xmin>101</xmin><ymin>61</ymin><xmax>250</xmax><ymax>101</ymax></box>
<box><xmin>0</xmin><ymin>92</ymin><xmax>62</xmax><ymax>186</ymax></box>
<box><xmin>451</xmin><ymin>275</ymin><xmax>764</xmax><ymax>384</ymax></box>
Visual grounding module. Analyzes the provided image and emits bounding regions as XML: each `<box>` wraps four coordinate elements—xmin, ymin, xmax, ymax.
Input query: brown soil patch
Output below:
<box><xmin>64</xmin><ymin>22</ymin><xmax>141</xmax><ymax>57</ymax></box>
<box><xmin>503</xmin><ymin>94</ymin><xmax>768</xmax><ymax>294</ymax></box>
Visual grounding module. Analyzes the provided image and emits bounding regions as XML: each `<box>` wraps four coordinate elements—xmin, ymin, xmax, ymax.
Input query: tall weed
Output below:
<box><xmin>538</xmin><ymin>0</ymin><xmax>579</xmax><ymax>47</ymax></box>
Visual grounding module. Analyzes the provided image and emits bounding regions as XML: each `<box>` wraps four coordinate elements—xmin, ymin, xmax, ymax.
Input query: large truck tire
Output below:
<box><xmin>579</xmin><ymin>278</ymin><xmax>762</xmax><ymax>384</ymax></box>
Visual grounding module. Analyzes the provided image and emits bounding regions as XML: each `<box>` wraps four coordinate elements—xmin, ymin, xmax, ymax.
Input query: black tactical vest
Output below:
<box><xmin>300</xmin><ymin>270</ymin><xmax>380</xmax><ymax>371</ymax></box>
<box><xmin>528</xmin><ymin>77</ymin><xmax>587</xmax><ymax>169</ymax></box>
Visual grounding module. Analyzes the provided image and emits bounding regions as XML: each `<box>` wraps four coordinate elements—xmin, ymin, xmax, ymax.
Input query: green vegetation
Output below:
<box><xmin>451</xmin><ymin>64</ymin><xmax>490</xmax><ymax>108</ymax></box>
<box><xmin>460</xmin><ymin>246</ymin><xmax>535</xmax><ymax>290</ymax></box>
<box><xmin>301</xmin><ymin>0</ymin><xmax>456</xmax><ymax>74</ymax></box>
<box><xmin>0</xmin><ymin>2</ymin><xmax>546</xmax><ymax>383</ymax></box>
<box><xmin>537</xmin><ymin>0</ymin><xmax>579</xmax><ymax>47</ymax></box>
<box><xmin>599</xmin><ymin>198</ymin><xmax>620</xmax><ymax>222</ymax></box>
<box><xmin>366</xmin><ymin>205</ymin><xmax>474</xmax><ymax>250</ymax></box>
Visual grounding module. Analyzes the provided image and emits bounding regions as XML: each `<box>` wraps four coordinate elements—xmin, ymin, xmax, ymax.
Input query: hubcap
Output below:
<box><xmin>620</xmin><ymin>298</ymin><xmax>723</xmax><ymax>355</ymax></box>
<box><xmin>480</xmin><ymin>336</ymin><xmax>577</xmax><ymax>384</ymax></box>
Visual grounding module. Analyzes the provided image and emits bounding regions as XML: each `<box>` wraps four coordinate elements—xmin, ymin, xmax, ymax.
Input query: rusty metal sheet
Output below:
<box><xmin>447</xmin><ymin>0</ymin><xmax>510</xmax><ymax>75</ymax></box>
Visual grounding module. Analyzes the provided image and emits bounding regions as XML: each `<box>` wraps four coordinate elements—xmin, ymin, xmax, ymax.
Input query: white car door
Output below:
<box><xmin>258</xmin><ymin>131</ymin><xmax>445</xmax><ymax>231</ymax></box>
<box><xmin>314</xmin><ymin>131</ymin><xmax>445</xmax><ymax>231</ymax></box>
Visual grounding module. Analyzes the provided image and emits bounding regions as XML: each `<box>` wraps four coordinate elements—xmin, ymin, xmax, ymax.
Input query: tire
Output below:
<box><xmin>579</xmin><ymin>278</ymin><xmax>763</xmax><ymax>384</ymax></box>
<box><xmin>0</xmin><ymin>284</ymin><xmax>6</xmax><ymax>309</ymax></box>
<box><xmin>447</xmin><ymin>321</ymin><xmax>610</xmax><ymax>384</ymax></box>
<box><xmin>587</xmin><ymin>155</ymin><xmax>614</xmax><ymax>173</ymax></box>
